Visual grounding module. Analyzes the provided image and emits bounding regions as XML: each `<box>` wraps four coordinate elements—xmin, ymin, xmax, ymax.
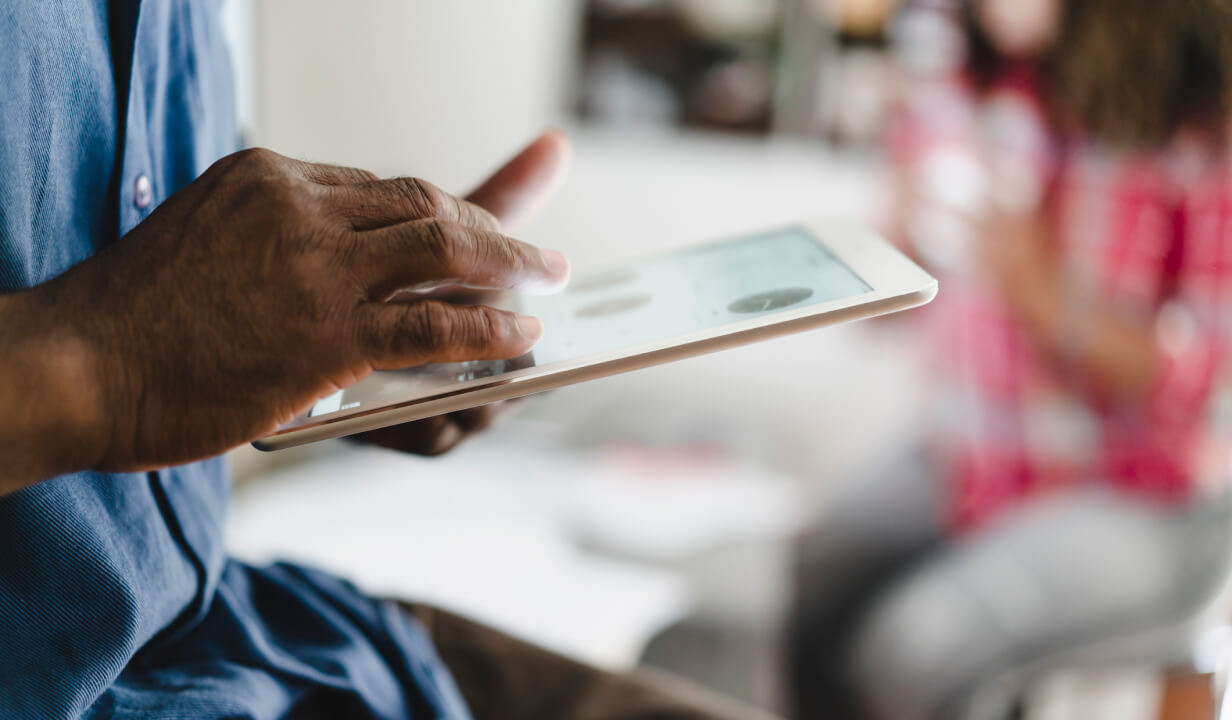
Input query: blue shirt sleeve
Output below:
<box><xmin>0</xmin><ymin>3</ymin><xmax>470</xmax><ymax>718</ymax></box>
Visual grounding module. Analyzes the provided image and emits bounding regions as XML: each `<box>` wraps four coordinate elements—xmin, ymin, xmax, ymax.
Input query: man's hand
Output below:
<box><xmin>350</xmin><ymin>130</ymin><xmax>572</xmax><ymax>456</ymax></box>
<box><xmin>0</xmin><ymin>143</ymin><xmax>570</xmax><ymax>489</ymax></box>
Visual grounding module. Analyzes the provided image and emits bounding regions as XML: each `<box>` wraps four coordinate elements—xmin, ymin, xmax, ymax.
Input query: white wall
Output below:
<box><xmin>221</xmin><ymin>0</ymin><xmax>257</xmax><ymax>138</ymax></box>
<box><xmin>253</xmin><ymin>1</ymin><xmax>580</xmax><ymax>189</ymax></box>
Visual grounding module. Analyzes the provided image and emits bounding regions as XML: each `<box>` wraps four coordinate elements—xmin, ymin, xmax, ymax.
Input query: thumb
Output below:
<box><xmin>466</xmin><ymin>130</ymin><xmax>571</xmax><ymax>230</ymax></box>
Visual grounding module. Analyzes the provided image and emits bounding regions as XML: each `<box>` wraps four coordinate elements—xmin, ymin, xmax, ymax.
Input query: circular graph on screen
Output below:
<box><xmin>728</xmin><ymin>287</ymin><xmax>815</xmax><ymax>314</ymax></box>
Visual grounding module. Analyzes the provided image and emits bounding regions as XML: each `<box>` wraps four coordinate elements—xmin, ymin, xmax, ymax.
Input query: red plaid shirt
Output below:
<box><xmin>890</xmin><ymin>71</ymin><xmax>1232</xmax><ymax>532</ymax></box>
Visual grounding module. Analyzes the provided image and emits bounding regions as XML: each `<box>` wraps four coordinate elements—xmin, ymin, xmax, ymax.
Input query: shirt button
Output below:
<box><xmin>134</xmin><ymin>175</ymin><xmax>153</xmax><ymax>210</ymax></box>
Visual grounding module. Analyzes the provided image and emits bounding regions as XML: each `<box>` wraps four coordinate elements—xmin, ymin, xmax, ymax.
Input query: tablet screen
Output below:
<box><xmin>306</xmin><ymin>226</ymin><xmax>869</xmax><ymax>419</ymax></box>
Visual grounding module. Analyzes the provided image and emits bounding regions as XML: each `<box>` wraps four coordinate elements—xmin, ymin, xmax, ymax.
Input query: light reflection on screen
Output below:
<box><xmin>306</xmin><ymin>227</ymin><xmax>869</xmax><ymax>420</ymax></box>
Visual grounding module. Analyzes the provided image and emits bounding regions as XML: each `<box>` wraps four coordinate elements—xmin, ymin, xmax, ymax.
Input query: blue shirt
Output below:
<box><xmin>0</xmin><ymin>3</ymin><xmax>470</xmax><ymax>718</ymax></box>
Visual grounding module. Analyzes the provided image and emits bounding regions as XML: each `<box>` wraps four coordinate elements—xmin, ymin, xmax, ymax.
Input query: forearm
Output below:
<box><xmin>1003</xmin><ymin>276</ymin><xmax>1159</xmax><ymax>401</ymax></box>
<box><xmin>0</xmin><ymin>290</ymin><xmax>106</xmax><ymax>494</ymax></box>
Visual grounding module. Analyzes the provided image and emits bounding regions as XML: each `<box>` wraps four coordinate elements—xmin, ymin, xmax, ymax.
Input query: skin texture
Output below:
<box><xmin>352</xmin><ymin>132</ymin><xmax>572</xmax><ymax>456</ymax></box>
<box><xmin>0</xmin><ymin>132</ymin><xmax>573</xmax><ymax>493</ymax></box>
<box><xmin>978</xmin><ymin>208</ymin><xmax>1158</xmax><ymax>402</ymax></box>
<box><xmin>974</xmin><ymin>0</ymin><xmax>1060</xmax><ymax>59</ymax></box>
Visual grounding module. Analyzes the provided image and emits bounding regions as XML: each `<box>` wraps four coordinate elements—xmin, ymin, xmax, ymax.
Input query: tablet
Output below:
<box><xmin>254</xmin><ymin>219</ymin><xmax>937</xmax><ymax>451</ymax></box>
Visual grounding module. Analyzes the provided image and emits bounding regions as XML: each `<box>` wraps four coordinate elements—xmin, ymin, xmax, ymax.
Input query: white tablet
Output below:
<box><xmin>254</xmin><ymin>219</ymin><xmax>937</xmax><ymax>451</ymax></box>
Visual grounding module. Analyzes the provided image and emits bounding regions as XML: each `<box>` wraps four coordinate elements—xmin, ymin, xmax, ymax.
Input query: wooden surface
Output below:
<box><xmin>1160</xmin><ymin>672</ymin><xmax>1215</xmax><ymax>720</ymax></box>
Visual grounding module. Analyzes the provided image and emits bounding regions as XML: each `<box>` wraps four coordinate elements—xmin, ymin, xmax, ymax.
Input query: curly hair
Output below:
<box><xmin>964</xmin><ymin>0</ymin><xmax>1232</xmax><ymax>147</ymax></box>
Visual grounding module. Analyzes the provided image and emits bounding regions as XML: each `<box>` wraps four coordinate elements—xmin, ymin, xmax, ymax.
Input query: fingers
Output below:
<box><xmin>310</xmin><ymin>131</ymin><xmax>572</xmax><ymax>233</ymax></box>
<box><xmin>451</xmin><ymin>404</ymin><xmax>506</xmax><ymax>432</ymax></box>
<box><xmin>355</xmin><ymin>300</ymin><xmax>543</xmax><ymax>370</ymax></box>
<box><xmin>352</xmin><ymin>403</ymin><xmax>505</xmax><ymax>456</ymax></box>
<box><xmin>354</xmin><ymin>415</ymin><xmax>464</xmax><ymax>457</ymax></box>
<box><xmin>278</xmin><ymin>159</ymin><xmax>570</xmax><ymax>296</ymax></box>
<box><xmin>254</xmin><ymin>153</ymin><xmax>498</xmax><ymax>231</ymax></box>
<box><xmin>329</xmin><ymin>176</ymin><xmax>503</xmax><ymax>232</ymax></box>
<box><xmin>295</xmin><ymin>162</ymin><xmax>381</xmax><ymax>187</ymax></box>
<box><xmin>354</xmin><ymin>220</ymin><xmax>570</xmax><ymax>299</ymax></box>
<box><xmin>467</xmin><ymin>130</ymin><xmax>571</xmax><ymax>230</ymax></box>
<box><xmin>223</xmin><ymin>150</ymin><xmax>529</xmax><ymax>234</ymax></box>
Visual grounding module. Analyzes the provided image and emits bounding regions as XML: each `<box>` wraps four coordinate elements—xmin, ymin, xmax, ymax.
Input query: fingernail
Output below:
<box><xmin>517</xmin><ymin>315</ymin><xmax>544</xmax><ymax>342</ymax></box>
<box><xmin>525</xmin><ymin>249</ymin><xmax>570</xmax><ymax>296</ymax></box>
<box><xmin>541</xmin><ymin>249</ymin><xmax>570</xmax><ymax>278</ymax></box>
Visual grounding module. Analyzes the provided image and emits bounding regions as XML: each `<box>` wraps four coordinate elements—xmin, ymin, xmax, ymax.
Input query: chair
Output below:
<box><xmin>959</xmin><ymin>564</ymin><xmax>1232</xmax><ymax>720</ymax></box>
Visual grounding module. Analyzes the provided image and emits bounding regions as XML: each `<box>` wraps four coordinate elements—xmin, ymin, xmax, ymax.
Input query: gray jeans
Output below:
<box><xmin>789</xmin><ymin>454</ymin><xmax>1232</xmax><ymax>720</ymax></box>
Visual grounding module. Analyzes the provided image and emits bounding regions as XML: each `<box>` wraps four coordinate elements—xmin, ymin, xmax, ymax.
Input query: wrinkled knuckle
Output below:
<box><xmin>303</xmin><ymin>163</ymin><xmax>375</xmax><ymax>186</ymax></box>
<box><xmin>476</xmin><ymin>308</ymin><xmax>510</xmax><ymax>347</ymax></box>
<box><xmin>419</xmin><ymin>219</ymin><xmax>457</xmax><ymax>268</ymax></box>
<box><xmin>411</xmin><ymin>302</ymin><xmax>456</xmax><ymax>349</ymax></box>
<box><xmin>206</xmin><ymin>151</ymin><xmax>242</xmax><ymax>177</ymax></box>
<box><xmin>472</xmin><ymin>236</ymin><xmax>523</xmax><ymax>288</ymax></box>
<box><xmin>234</xmin><ymin>146</ymin><xmax>283</xmax><ymax>172</ymax></box>
<box><xmin>496</xmin><ymin>239</ymin><xmax>528</xmax><ymax>282</ymax></box>
<box><xmin>400</xmin><ymin>177</ymin><xmax>447</xmax><ymax>219</ymax></box>
<box><xmin>345</xmin><ymin>166</ymin><xmax>379</xmax><ymax>184</ymax></box>
<box><xmin>454</xmin><ymin>310</ymin><xmax>491</xmax><ymax>349</ymax></box>
<box><xmin>208</xmin><ymin>148</ymin><xmax>272</xmax><ymax>181</ymax></box>
<box><xmin>240</xmin><ymin>146</ymin><xmax>276</xmax><ymax>163</ymax></box>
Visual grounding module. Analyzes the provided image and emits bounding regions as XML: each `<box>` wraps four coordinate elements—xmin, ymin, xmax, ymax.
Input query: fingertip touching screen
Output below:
<box><xmin>303</xmin><ymin>226</ymin><xmax>870</xmax><ymax>422</ymax></box>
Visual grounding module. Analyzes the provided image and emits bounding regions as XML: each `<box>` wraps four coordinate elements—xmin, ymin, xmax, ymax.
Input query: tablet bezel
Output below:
<box><xmin>253</xmin><ymin>218</ymin><xmax>937</xmax><ymax>451</ymax></box>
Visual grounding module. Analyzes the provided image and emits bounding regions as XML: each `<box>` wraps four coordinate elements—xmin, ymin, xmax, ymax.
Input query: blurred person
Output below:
<box><xmin>790</xmin><ymin>0</ymin><xmax>1232</xmax><ymax>718</ymax></box>
<box><xmin>0</xmin><ymin>2</ymin><xmax>779</xmax><ymax>719</ymax></box>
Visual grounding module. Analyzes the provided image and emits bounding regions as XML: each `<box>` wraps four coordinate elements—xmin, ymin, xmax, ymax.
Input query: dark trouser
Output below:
<box><xmin>787</xmin><ymin>452</ymin><xmax>945</xmax><ymax>720</ymax></box>
<box><xmin>404</xmin><ymin>604</ymin><xmax>782</xmax><ymax>720</ymax></box>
